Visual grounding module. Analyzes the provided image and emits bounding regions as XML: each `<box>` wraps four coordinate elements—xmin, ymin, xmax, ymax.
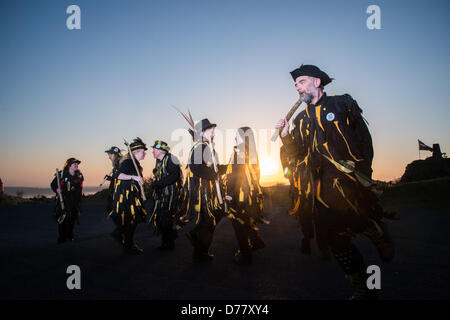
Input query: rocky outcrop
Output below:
<box><xmin>401</xmin><ymin>158</ymin><xmax>450</xmax><ymax>183</ymax></box>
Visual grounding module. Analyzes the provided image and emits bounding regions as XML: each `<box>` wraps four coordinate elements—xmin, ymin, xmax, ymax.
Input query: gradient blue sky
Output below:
<box><xmin>1</xmin><ymin>0</ymin><xmax>449</xmax><ymax>187</ymax></box>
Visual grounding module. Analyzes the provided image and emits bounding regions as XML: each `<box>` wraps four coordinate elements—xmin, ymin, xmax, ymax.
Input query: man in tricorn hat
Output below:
<box><xmin>110</xmin><ymin>138</ymin><xmax>148</xmax><ymax>255</ymax></box>
<box><xmin>104</xmin><ymin>146</ymin><xmax>123</xmax><ymax>244</ymax></box>
<box><xmin>177</xmin><ymin>118</ymin><xmax>227</xmax><ymax>261</ymax></box>
<box><xmin>51</xmin><ymin>157</ymin><xmax>84</xmax><ymax>243</ymax></box>
<box><xmin>148</xmin><ymin>140</ymin><xmax>183</xmax><ymax>251</ymax></box>
<box><xmin>276</xmin><ymin>64</ymin><xmax>394</xmax><ymax>299</ymax></box>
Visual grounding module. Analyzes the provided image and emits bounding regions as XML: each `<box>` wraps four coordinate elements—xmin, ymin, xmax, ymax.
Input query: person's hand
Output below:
<box><xmin>148</xmin><ymin>181</ymin><xmax>156</xmax><ymax>190</ymax></box>
<box><xmin>225</xmin><ymin>195</ymin><xmax>233</xmax><ymax>201</ymax></box>
<box><xmin>56</xmin><ymin>188</ymin><xmax>62</xmax><ymax>194</ymax></box>
<box><xmin>276</xmin><ymin>118</ymin><xmax>290</xmax><ymax>138</ymax></box>
<box><xmin>132</xmin><ymin>176</ymin><xmax>144</xmax><ymax>186</ymax></box>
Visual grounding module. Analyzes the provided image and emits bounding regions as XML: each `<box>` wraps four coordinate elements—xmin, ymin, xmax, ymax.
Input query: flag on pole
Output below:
<box><xmin>418</xmin><ymin>139</ymin><xmax>433</xmax><ymax>151</ymax></box>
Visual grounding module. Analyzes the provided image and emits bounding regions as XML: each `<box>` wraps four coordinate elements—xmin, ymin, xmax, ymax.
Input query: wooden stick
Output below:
<box><xmin>124</xmin><ymin>139</ymin><xmax>147</xmax><ymax>201</ymax></box>
<box><xmin>99</xmin><ymin>169</ymin><xmax>113</xmax><ymax>188</ymax></box>
<box><xmin>271</xmin><ymin>99</ymin><xmax>303</xmax><ymax>142</ymax></box>
<box><xmin>55</xmin><ymin>169</ymin><xmax>65</xmax><ymax>210</ymax></box>
<box><xmin>55</xmin><ymin>168</ymin><xmax>66</xmax><ymax>224</ymax></box>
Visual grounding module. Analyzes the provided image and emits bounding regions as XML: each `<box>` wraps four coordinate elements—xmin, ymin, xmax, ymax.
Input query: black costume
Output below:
<box><xmin>224</xmin><ymin>143</ymin><xmax>266</xmax><ymax>264</ymax></box>
<box><xmin>110</xmin><ymin>139</ymin><xmax>147</xmax><ymax>254</ymax></box>
<box><xmin>51</xmin><ymin>158</ymin><xmax>84</xmax><ymax>243</ymax></box>
<box><xmin>177</xmin><ymin>119</ymin><xmax>227</xmax><ymax>261</ymax></box>
<box><xmin>149</xmin><ymin>143</ymin><xmax>183</xmax><ymax>250</ymax></box>
<box><xmin>104</xmin><ymin>146</ymin><xmax>123</xmax><ymax>244</ymax></box>
<box><xmin>282</xmin><ymin>65</ymin><xmax>392</xmax><ymax>299</ymax></box>
<box><xmin>280</xmin><ymin>143</ymin><xmax>319</xmax><ymax>256</ymax></box>
<box><xmin>280</xmin><ymin>144</ymin><xmax>300</xmax><ymax>215</ymax></box>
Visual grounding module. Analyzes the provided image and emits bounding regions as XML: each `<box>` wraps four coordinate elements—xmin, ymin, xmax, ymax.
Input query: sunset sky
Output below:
<box><xmin>1</xmin><ymin>0</ymin><xmax>449</xmax><ymax>188</ymax></box>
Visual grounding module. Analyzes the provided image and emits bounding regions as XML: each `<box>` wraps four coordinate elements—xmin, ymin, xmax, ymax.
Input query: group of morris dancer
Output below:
<box><xmin>50</xmin><ymin>64</ymin><xmax>395</xmax><ymax>299</ymax></box>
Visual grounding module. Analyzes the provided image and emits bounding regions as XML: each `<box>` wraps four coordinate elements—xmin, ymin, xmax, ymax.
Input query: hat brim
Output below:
<box><xmin>152</xmin><ymin>145</ymin><xmax>169</xmax><ymax>151</ymax></box>
<box><xmin>290</xmin><ymin>65</ymin><xmax>333</xmax><ymax>87</ymax></box>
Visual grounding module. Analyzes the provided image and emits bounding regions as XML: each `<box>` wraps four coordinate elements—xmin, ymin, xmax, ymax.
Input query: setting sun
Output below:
<box><xmin>260</xmin><ymin>157</ymin><xmax>279</xmax><ymax>176</ymax></box>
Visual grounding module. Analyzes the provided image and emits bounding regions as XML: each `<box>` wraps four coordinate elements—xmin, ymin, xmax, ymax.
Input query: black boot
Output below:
<box><xmin>124</xmin><ymin>243</ymin><xmax>143</xmax><ymax>255</ymax></box>
<box><xmin>364</xmin><ymin>221</ymin><xmax>395</xmax><ymax>262</ymax></box>
<box><xmin>233</xmin><ymin>250</ymin><xmax>252</xmax><ymax>265</ymax></box>
<box><xmin>193</xmin><ymin>248</ymin><xmax>214</xmax><ymax>262</ymax></box>
<box><xmin>346</xmin><ymin>272</ymin><xmax>378</xmax><ymax>300</ymax></box>
<box><xmin>111</xmin><ymin>228</ymin><xmax>124</xmax><ymax>245</ymax></box>
<box><xmin>300</xmin><ymin>237</ymin><xmax>311</xmax><ymax>255</ymax></box>
<box><xmin>158</xmin><ymin>229</ymin><xmax>176</xmax><ymax>251</ymax></box>
<box><xmin>157</xmin><ymin>240</ymin><xmax>175</xmax><ymax>251</ymax></box>
<box><xmin>186</xmin><ymin>232</ymin><xmax>197</xmax><ymax>247</ymax></box>
<box><xmin>249</xmin><ymin>236</ymin><xmax>266</xmax><ymax>252</ymax></box>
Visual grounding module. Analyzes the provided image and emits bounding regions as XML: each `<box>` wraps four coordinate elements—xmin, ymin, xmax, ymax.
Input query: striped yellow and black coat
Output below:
<box><xmin>109</xmin><ymin>155</ymin><xmax>147</xmax><ymax>226</ymax></box>
<box><xmin>281</xmin><ymin>93</ymin><xmax>381</xmax><ymax>231</ymax></box>
<box><xmin>148</xmin><ymin>153</ymin><xmax>183</xmax><ymax>232</ymax></box>
<box><xmin>223</xmin><ymin>146</ymin><xmax>265</xmax><ymax>230</ymax></box>
<box><xmin>105</xmin><ymin>157</ymin><xmax>121</xmax><ymax>214</ymax></box>
<box><xmin>177</xmin><ymin>140</ymin><xmax>226</xmax><ymax>227</ymax></box>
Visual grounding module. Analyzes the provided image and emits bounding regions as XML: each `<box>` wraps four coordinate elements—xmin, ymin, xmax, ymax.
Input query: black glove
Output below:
<box><xmin>150</xmin><ymin>181</ymin><xmax>163</xmax><ymax>190</ymax></box>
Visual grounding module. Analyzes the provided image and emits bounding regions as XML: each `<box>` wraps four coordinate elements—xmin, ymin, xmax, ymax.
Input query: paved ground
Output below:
<box><xmin>0</xmin><ymin>186</ymin><xmax>449</xmax><ymax>300</ymax></box>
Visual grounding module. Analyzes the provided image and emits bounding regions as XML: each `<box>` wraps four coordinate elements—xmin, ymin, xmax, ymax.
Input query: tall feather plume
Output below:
<box><xmin>171</xmin><ymin>105</ymin><xmax>195</xmax><ymax>138</ymax></box>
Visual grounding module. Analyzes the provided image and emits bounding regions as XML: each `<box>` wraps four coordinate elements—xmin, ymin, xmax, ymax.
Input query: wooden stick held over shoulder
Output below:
<box><xmin>271</xmin><ymin>98</ymin><xmax>303</xmax><ymax>142</ymax></box>
<box><xmin>123</xmin><ymin>139</ymin><xmax>147</xmax><ymax>201</ymax></box>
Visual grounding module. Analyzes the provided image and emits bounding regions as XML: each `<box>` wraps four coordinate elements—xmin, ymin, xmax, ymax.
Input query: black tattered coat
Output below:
<box><xmin>109</xmin><ymin>155</ymin><xmax>147</xmax><ymax>226</ymax></box>
<box><xmin>149</xmin><ymin>153</ymin><xmax>183</xmax><ymax>231</ymax></box>
<box><xmin>177</xmin><ymin>140</ymin><xmax>226</xmax><ymax>227</ymax></box>
<box><xmin>282</xmin><ymin>93</ymin><xmax>379</xmax><ymax>232</ymax></box>
<box><xmin>51</xmin><ymin>170</ymin><xmax>84</xmax><ymax>218</ymax></box>
<box><xmin>224</xmin><ymin>146</ymin><xmax>265</xmax><ymax>229</ymax></box>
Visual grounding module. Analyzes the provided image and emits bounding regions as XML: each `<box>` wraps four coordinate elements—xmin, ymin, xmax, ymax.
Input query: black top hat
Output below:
<box><xmin>130</xmin><ymin>137</ymin><xmax>148</xmax><ymax>151</ymax></box>
<box><xmin>290</xmin><ymin>64</ymin><xmax>333</xmax><ymax>86</ymax></box>
<box><xmin>194</xmin><ymin>118</ymin><xmax>216</xmax><ymax>134</ymax></box>
<box><xmin>65</xmin><ymin>157</ymin><xmax>81</xmax><ymax>168</ymax></box>
<box><xmin>152</xmin><ymin>140</ymin><xmax>170</xmax><ymax>152</ymax></box>
<box><xmin>105</xmin><ymin>146</ymin><xmax>121</xmax><ymax>154</ymax></box>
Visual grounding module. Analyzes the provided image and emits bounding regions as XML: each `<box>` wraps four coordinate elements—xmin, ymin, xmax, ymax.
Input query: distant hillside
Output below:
<box><xmin>82</xmin><ymin>179</ymin><xmax>450</xmax><ymax>211</ymax></box>
<box><xmin>3</xmin><ymin>179</ymin><xmax>449</xmax><ymax>212</ymax></box>
<box><xmin>380</xmin><ymin>176</ymin><xmax>450</xmax><ymax>210</ymax></box>
<box><xmin>3</xmin><ymin>186</ymin><xmax>107</xmax><ymax>199</ymax></box>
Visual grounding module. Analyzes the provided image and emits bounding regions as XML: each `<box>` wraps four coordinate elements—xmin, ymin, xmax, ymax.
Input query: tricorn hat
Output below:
<box><xmin>290</xmin><ymin>64</ymin><xmax>333</xmax><ymax>86</ymax></box>
<box><xmin>152</xmin><ymin>140</ymin><xmax>170</xmax><ymax>152</ymax></box>
<box><xmin>64</xmin><ymin>157</ymin><xmax>81</xmax><ymax>168</ymax></box>
<box><xmin>129</xmin><ymin>137</ymin><xmax>148</xmax><ymax>151</ymax></box>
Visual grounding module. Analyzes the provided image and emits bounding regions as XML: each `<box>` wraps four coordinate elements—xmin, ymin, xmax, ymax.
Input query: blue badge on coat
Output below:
<box><xmin>326</xmin><ymin>112</ymin><xmax>335</xmax><ymax>121</ymax></box>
